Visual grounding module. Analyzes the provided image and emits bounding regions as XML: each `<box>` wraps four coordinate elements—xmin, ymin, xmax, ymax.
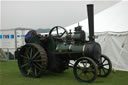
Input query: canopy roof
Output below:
<box><xmin>66</xmin><ymin>1</ymin><xmax>128</xmax><ymax>32</ymax></box>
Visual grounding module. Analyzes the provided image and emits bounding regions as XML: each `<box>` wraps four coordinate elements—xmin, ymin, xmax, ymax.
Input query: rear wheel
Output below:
<box><xmin>73</xmin><ymin>57</ymin><xmax>98</xmax><ymax>82</ymax></box>
<box><xmin>18</xmin><ymin>43</ymin><xmax>47</xmax><ymax>77</ymax></box>
<box><xmin>98</xmin><ymin>55</ymin><xmax>112</xmax><ymax>77</ymax></box>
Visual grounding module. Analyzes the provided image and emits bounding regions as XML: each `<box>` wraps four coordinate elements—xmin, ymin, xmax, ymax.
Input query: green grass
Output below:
<box><xmin>0</xmin><ymin>61</ymin><xmax>128</xmax><ymax>85</ymax></box>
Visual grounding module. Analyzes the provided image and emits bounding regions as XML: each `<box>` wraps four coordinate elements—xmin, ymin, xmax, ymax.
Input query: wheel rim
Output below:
<box><xmin>98</xmin><ymin>55</ymin><xmax>112</xmax><ymax>77</ymax></box>
<box><xmin>18</xmin><ymin>44</ymin><xmax>47</xmax><ymax>77</ymax></box>
<box><xmin>73</xmin><ymin>57</ymin><xmax>98</xmax><ymax>82</ymax></box>
<box><xmin>49</xmin><ymin>26</ymin><xmax>68</xmax><ymax>38</ymax></box>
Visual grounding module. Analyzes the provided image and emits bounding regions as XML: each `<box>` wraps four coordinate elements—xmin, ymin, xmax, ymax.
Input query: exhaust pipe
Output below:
<box><xmin>87</xmin><ymin>4</ymin><xmax>95</xmax><ymax>41</ymax></box>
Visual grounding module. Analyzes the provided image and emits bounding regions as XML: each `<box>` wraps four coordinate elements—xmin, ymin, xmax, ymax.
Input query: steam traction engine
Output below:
<box><xmin>15</xmin><ymin>4</ymin><xmax>112</xmax><ymax>82</ymax></box>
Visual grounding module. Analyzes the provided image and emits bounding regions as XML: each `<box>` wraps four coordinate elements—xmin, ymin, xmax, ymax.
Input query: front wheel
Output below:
<box><xmin>73</xmin><ymin>57</ymin><xmax>98</xmax><ymax>83</ymax></box>
<box><xmin>98</xmin><ymin>55</ymin><xmax>112</xmax><ymax>77</ymax></box>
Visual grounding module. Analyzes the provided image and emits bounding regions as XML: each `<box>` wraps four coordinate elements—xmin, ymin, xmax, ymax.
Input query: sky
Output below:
<box><xmin>1</xmin><ymin>1</ymin><xmax>120</xmax><ymax>29</ymax></box>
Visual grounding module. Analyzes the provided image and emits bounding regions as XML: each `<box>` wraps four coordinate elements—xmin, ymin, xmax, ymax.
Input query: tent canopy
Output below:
<box><xmin>95</xmin><ymin>32</ymin><xmax>128</xmax><ymax>71</ymax></box>
<box><xmin>66</xmin><ymin>1</ymin><xmax>128</xmax><ymax>32</ymax></box>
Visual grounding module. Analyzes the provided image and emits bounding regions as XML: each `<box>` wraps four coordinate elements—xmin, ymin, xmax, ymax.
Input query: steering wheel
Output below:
<box><xmin>49</xmin><ymin>26</ymin><xmax>68</xmax><ymax>39</ymax></box>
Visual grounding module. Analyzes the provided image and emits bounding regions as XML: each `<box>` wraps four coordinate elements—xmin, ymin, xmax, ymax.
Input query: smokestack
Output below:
<box><xmin>87</xmin><ymin>4</ymin><xmax>95</xmax><ymax>41</ymax></box>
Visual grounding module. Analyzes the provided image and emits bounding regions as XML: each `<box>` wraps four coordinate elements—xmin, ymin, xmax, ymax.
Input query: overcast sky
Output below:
<box><xmin>1</xmin><ymin>1</ymin><xmax>120</xmax><ymax>29</ymax></box>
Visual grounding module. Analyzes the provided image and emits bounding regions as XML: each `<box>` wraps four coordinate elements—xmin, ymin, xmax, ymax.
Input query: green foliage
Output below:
<box><xmin>0</xmin><ymin>61</ymin><xmax>128</xmax><ymax>85</ymax></box>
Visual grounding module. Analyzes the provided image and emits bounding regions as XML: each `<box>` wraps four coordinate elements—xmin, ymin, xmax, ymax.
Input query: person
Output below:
<box><xmin>25</xmin><ymin>30</ymin><xmax>37</xmax><ymax>43</ymax></box>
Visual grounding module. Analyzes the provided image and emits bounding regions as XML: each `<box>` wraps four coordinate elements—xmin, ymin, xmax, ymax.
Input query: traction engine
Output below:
<box><xmin>15</xmin><ymin>4</ymin><xmax>112</xmax><ymax>82</ymax></box>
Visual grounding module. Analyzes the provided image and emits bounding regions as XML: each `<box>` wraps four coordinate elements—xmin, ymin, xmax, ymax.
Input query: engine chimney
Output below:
<box><xmin>87</xmin><ymin>4</ymin><xmax>95</xmax><ymax>41</ymax></box>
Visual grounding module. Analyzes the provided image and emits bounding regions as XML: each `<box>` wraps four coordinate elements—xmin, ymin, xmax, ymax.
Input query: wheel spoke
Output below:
<box><xmin>85</xmin><ymin>73</ymin><xmax>89</xmax><ymax>80</ymax></box>
<box><xmin>30</xmin><ymin>48</ymin><xmax>33</xmax><ymax>58</ymax></box>
<box><xmin>21</xmin><ymin>55</ymin><xmax>28</xmax><ymax>59</ymax></box>
<box><xmin>102</xmin><ymin>58</ymin><xmax>106</xmax><ymax>63</ymax></box>
<box><xmin>88</xmin><ymin>72</ymin><xmax>94</xmax><ymax>79</ymax></box>
<box><xmin>33</xmin><ymin>60</ymin><xmax>42</xmax><ymax>62</ymax></box>
<box><xmin>103</xmin><ymin>63</ymin><xmax>109</xmax><ymax>66</ymax></box>
<box><xmin>103</xmin><ymin>67</ymin><xmax>109</xmax><ymax>70</ymax></box>
<box><xmin>24</xmin><ymin>52</ymin><xmax>29</xmax><ymax>59</ymax></box>
<box><xmin>77</xmin><ymin>64</ymin><xmax>82</xmax><ymax>69</ymax></box>
<box><xmin>80</xmin><ymin>60</ymin><xmax>86</xmax><ymax>67</ymax></box>
<box><xmin>25</xmin><ymin>47</ymin><xmax>30</xmax><ymax>57</ymax></box>
<box><xmin>90</xmin><ymin>64</ymin><xmax>94</xmax><ymax>68</ymax></box>
<box><xmin>21</xmin><ymin>63</ymin><xmax>29</xmax><ymax>68</ymax></box>
<box><xmin>77</xmin><ymin>64</ymin><xmax>81</xmax><ymax>67</ymax></box>
<box><xmin>33</xmin><ymin>63</ymin><xmax>42</xmax><ymax>71</ymax></box>
<box><xmin>36</xmin><ymin>63</ymin><xmax>43</xmax><ymax>68</ymax></box>
<box><xmin>34</xmin><ymin>55</ymin><xmax>41</xmax><ymax>60</ymax></box>
<box><xmin>60</xmin><ymin>31</ymin><xmax>66</xmax><ymax>37</ymax></box>
<box><xmin>78</xmin><ymin>71</ymin><xmax>86</xmax><ymax>80</ymax></box>
<box><xmin>56</xmin><ymin>27</ymin><xmax>59</xmax><ymax>35</ymax></box>
<box><xmin>34</xmin><ymin>67</ymin><xmax>37</xmax><ymax>76</ymax></box>
<box><xmin>103</xmin><ymin>68</ymin><xmax>109</xmax><ymax>73</ymax></box>
<box><xmin>32</xmin><ymin>51</ymin><xmax>39</xmax><ymax>59</ymax></box>
<box><xmin>27</xmin><ymin>68</ymin><xmax>32</xmax><ymax>75</ymax></box>
<box><xmin>102</xmin><ymin>68</ymin><xmax>106</xmax><ymax>74</ymax></box>
<box><xmin>83</xmin><ymin>62</ymin><xmax>87</xmax><ymax>68</ymax></box>
<box><xmin>88</xmin><ymin>67</ymin><xmax>95</xmax><ymax>72</ymax></box>
<box><xmin>79</xmin><ymin>71</ymin><xmax>83</xmax><ymax>76</ymax></box>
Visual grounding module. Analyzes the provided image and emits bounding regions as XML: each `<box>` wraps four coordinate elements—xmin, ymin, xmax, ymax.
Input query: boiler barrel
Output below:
<box><xmin>56</xmin><ymin>42</ymin><xmax>101</xmax><ymax>61</ymax></box>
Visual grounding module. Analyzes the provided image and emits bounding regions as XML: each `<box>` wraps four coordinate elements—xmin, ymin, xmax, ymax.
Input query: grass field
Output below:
<box><xmin>0</xmin><ymin>61</ymin><xmax>128</xmax><ymax>85</ymax></box>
